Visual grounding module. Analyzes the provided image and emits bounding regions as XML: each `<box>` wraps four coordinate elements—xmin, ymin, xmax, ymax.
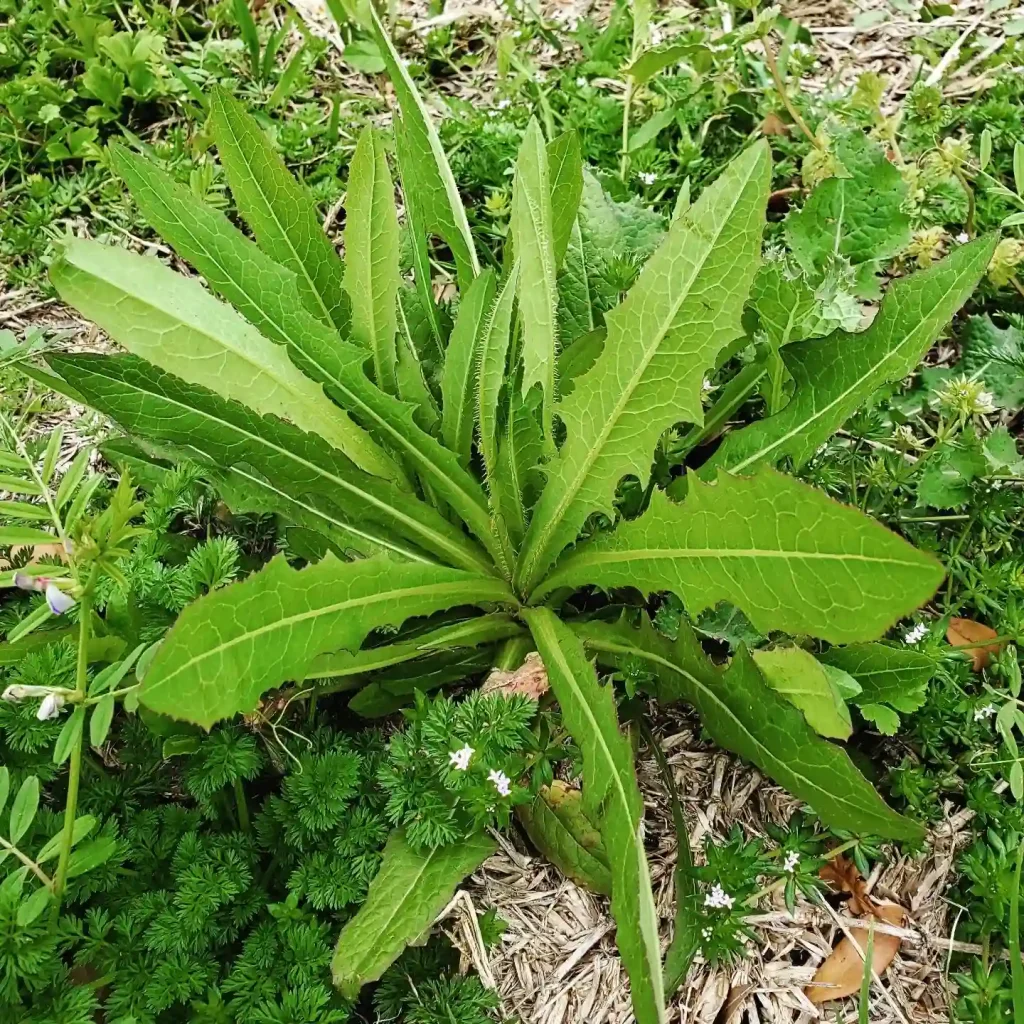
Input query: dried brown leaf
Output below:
<box><xmin>947</xmin><ymin>616</ymin><xmax>1003</xmax><ymax>671</ymax></box>
<box><xmin>481</xmin><ymin>651</ymin><xmax>550</xmax><ymax>699</ymax></box>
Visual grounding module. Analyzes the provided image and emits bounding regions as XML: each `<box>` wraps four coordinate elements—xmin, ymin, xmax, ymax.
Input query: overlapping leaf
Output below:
<box><xmin>515</xmin><ymin>143</ymin><xmax>771</xmax><ymax>592</ymax></box>
<box><xmin>524</xmin><ymin>608</ymin><xmax>665</xmax><ymax>1024</ymax></box>
<box><xmin>538</xmin><ymin>469</ymin><xmax>944</xmax><ymax>644</ymax></box>
<box><xmin>139</xmin><ymin>554</ymin><xmax>513</xmax><ymax>728</ymax></box>
<box><xmin>47</xmin><ymin>354</ymin><xmax>492</xmax><ymax>574</ymax></box>
<box><xmin>705</xmin><ymin>237</ymin><xmax>997</xmax><ymax>475</ymax></box>
<box><xmin>332</xmin><ymin>829</ymin><xmax>495</xmax><ymax>998</ymax></box>
<box><xmin>576</xmin><ymin>613</ymin><xmax>922</xmax><ymax>840</ymax></box>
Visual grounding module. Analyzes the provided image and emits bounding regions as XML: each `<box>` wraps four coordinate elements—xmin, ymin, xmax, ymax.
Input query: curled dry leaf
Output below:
<box><xmin>805</xmin><ymin>901</ymin><xmax>905</xmax><ymax>1004</ymax></box>
<box><xmin>819</xmin><ymin>853</ymin><xmax>873</xmax><ymax>914</ymax></box>
<box><xmin>481</xmin><ymin>651</ymin><xmax>550</xmax><ymax>699</ymax></box>
<box><xmin>947</xmin><ymin>616</ymin><xmax>1003</xmax><ymax>671</ymax></box>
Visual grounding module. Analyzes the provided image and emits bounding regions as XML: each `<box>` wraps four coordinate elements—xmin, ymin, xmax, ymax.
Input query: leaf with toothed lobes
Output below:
<box><xmin>138</xmin><ymin>555</ymin><xmax>514</xmax><ymax>729</ymax></box>
<box><xmin>441</xmin><ymin>270</ymin><xmax>495</xmax><ymax>466</ymax></box>
<box><xmin>515</xmin><ymin>142</ymin><xmax>771</xmax><ymax>593</ymax></box>
<box><xmin>49</xmin><ymin>238</ymin><xmax>399</xmax><ymax>482</ymax></box>
<box><xmin>703</xmin><ymin>236</ymin><xmax>997</xmax><ymax>477</ymax></box>
<box><xmin>209</xmin><ymin>89</ymin><xmax>349</xmax><ymax>334</ymax></box>
<box><xmin>537</xmin><ymin>469</ymin><xmax>945</xmax><ymax>645</ymax></box>
<box><xmin>345</xmin><ymin>127</ymin><xmax>401</xmax><ymax>396</ymax></box>
<box><xmin>332</xmin><ymin>829</ymin><xmax>495</xmax><ymax>999</ymax></box>
<box><xmin>476</xmin><ymin>266</ymin><xmax>518</xmax><ymax>488</ymax></box>
<box><xmin>523</xmin><ymin>608</ymin><xmax>666</xmax><ymax>1024</ymax></box>
<box><xmin>44</xmin><ymin>354</ymin><xmax>494</xmax><ymax>575</ymax></box>
<box><xmin>575</xmin><ymin>614</ymin><xmax>923</xmax><ymax>840</ymax></box>
<box><xmin>364</xmin><ymin>2</ymin><xmax>479</xmax><ymax>290</ymax></box>
<box><xmin>514</xmin><ymin>118</ymin><xmax>560</xmax><ymax>439</ymax></box>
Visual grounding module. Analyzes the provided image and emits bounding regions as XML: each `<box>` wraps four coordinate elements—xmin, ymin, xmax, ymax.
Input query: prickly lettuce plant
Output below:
<box><xmin>41</xmin><ymin>10</ymin><xmax>996</xmax><ymax>1020</ymax></box>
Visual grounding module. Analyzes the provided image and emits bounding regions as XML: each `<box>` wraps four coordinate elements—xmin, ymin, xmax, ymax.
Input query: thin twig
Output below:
<box><xmin>761</xmin><ymin>36</ymin><xmax>820</xmax><ymax>149</ymax></box>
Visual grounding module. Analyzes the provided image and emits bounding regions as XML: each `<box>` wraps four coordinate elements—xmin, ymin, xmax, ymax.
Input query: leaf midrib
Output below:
<box><xmin>520</xmin><ymin>151</ymin><xmax>761</xmax><ymax>587</ymax></box>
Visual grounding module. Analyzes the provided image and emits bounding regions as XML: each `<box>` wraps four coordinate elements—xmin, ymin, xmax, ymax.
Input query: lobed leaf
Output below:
<box><xmin>576</xmin><ymin>614</ymin><xmax>923</xmax><ymax>840</ymax></box>
<box><xmin>515</xmin><ymin>143</ymin><xmax>771</xmax><ymax>592</ymax></box>
<box><xmin>476</xmin><ymin>266</ymin><xmax>519</xmax><ymax>488</ymax></box>
<box><xmin>751</xmin><ymin>646</ymin><xmax>852</xmax><ymax>740</ymax></box>
<box><xmin>332</xmin><ymin>829</ymin><xmax>495</xmax><ymax>997</ymax></box>
<box><xmin>523</xmin><ymin>608</ymin><xmax>665</xmax><ymax>1024</ymax></box>
<box><xmin>538</xmin><ymin>469</ymin><xmax>945</xmax><ymax>644</ymax></box>
<box><xmin>210</xmin><ymin>89</ymin><xmax>349</xmax><ymax>333</ymax></box>
<box><xmin>547</xmin><ymin>130</ymin><xmax>584</xmax><ymax>268</ymax></box>
<box><xmin>705</xmin><ymin>237</ymin><xmax>997</xmax><ymax>476</ymax></box>
<box><xmin>345</xmin><ymin>127</ymin><xmax>401</xmax><ymax>395</ymax></box>
<box><xmin>139</xmin><ymin>554</ymin><xmax>513</xmax><ymax>728</ymax></box>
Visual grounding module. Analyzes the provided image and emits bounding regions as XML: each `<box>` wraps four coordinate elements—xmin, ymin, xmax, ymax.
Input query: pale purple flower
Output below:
<box><xmin>45</xmin><ymin>583</ymin><xmax>75</xmax><ymax>615</ymax></box>
<box><xmin>13</xmin><ymin>572</ymin><xmax>49</xmax><ymax>593</ymax></box>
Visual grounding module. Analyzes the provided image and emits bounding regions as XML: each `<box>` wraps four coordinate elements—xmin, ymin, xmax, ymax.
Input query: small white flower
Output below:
<box><xmin>815</xmin><ymin>442</ymin><xmax>829</xmax><ymax>456</ymax></box>
<box><xmin>576</xmin><ymin>76</ymin><xmax>588</xmax><ymax>88</ymax></box>
<box><xmin>974</xmin><ymin>704</ymin><xmax>997</xmax><ymax>721</ymax></box>
<box><xmin>37</xmin><ymin>692</ymin><xmax>65</xmax><ymax>721</ymax></box>
<box><xmin>45</xmin><ymin>584</ymin><xmax>76</xmax><ymax>616</ymax></box>
<box><xmin>783</xmin><ymin>850</ymin><xmax>800</xmax><ymax>873</ymax></box>
<box><xmin>903</xmin><ymin>623</ymin><xmax>929</xmax><ymax>645</ymax></box>
<box><xmin>488</xmin><ymin>769</ymin><xmax>512</xmax><ymax>797</ymax></box>
<box><xmin>637</xmin><ymin>171</ymin><xmax>657</xmax><ymax>186</ymax></box>
<box><xmin>497</xmin><ymin>99</ymin><xmax>511</xmax><ymax>110</ymax></box>
<box><xmin>701</xmin><ymin>926</ymin><xmax>712</xmax><ymax>939</ymax></box>
<box><xmin>701</xmin><ymin>378</ymin><xmax>714</xmax><ymax>394</ymax></box>
<box><xmin>448</xmin><ymin>744</ymin><xmax>475</xmax><ymax>771</ymax></box>
<box><xmin>704</xmin><ymin>883</ymin><xmax>735</xmax><ymax>910</ymax></box>
<box><xmin>488</xmin><ymin>110</ymin><xmax>499</xmax><ymax>118</ymax></box>
<box><xmin>976</xmin><ymin>390</ymin><xmax>996</xmax><ymax>413</ymax></box>
<box><xmin>956</xmin><ymin>231</ymin><xmax>970</xmax><ymax>244</ymax></box>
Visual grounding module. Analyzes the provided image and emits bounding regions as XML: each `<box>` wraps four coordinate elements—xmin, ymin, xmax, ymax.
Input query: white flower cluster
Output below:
<box><xmin>636</xmin><ymin>171</ymin><xmax>657</xmax><ymax>186</ymax></box>
<box><xmin>903</xmin><ymin>623</ymin><xmax>929</xmax><ymax>645</ymax></box>
<box><xmin>446</xmin><ymin>746</ymin><xmax>512</xmax><ymax>796</ymax></box>
<box><xmin>783</xmin><ymin>850</ymin><xmax>800</xmax><ymax>873</ymax></box>
<box><xmin>704</xmin><ymin>883</ymin><xmax>735</xmax><ymax>910</ymax></box>
<box><xmin>974</xmin><ymin>704</ymin><xmax>997</xmax><ymax>721</ymax></box>
<box><xmin>488</xmin><ymin>769</ymin><xmax>512</xmax><ymax>797</ymax></box>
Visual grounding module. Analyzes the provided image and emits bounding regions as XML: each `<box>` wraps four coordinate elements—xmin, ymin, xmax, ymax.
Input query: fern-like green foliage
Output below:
<box><xmin>44</xmin><ymin>22</ymin><xmax>996</xmax><ymax>1017</ymax></box>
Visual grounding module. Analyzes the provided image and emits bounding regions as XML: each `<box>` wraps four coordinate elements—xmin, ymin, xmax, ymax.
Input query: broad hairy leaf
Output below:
<box><xmin>209</xmin><ymin>89</ymin><xmax>348</xmax><ymax>333</ymax></box>
<box><xmin>514</xmin><ymin>117</ymin><xmax>560</xmax><ymax>438</ymax></box>
<box><xmin>960</xmin><ymin>314</ymin><xmax>1024</xmax><ymax>409</ymax></box>
<box><xmin>539</xmin><ymin>469</ymin><xmax>944</xmax><ymax>645</ymax></box>
<box><xmin>47</xmin><ymin>354</ymin><xmax>493</xmax><ymax>575</ymax></box>
<box><xmin>345</xmin><ymin>127</ymin><xmax>401</xmax><ymax>395</ymax></box>
<box><xmin>517</xmin><ymin>780</ymin><xmax>612</xmax><ymax>895</ymax></box>
<box><xmin>139</xmin><ymin>554</ymin><xmax>513</xmax><ymax>728</ymax></box>
<box><xmin>558</xmin><ymin>219</ymin><xmax>597</xmax><ymax>343</ymax></box>
<box><xmin>704</xmin><ymin>236</ymin><xmax>997</xmax><ymax>476</ymax></box>
<box><xmin>49</xmin><ymin>240</ymin><xmax>395</xmax><ymax>477</ymax></box>
<box><xmin>364</xmin><ymin>3</ymin><xmax>479</xmax><ymax>289</ymax></box>
<box><xmin>751</xmin><ymin>646</ymin><xmax>852</xmax><ymax>740</ymax></box>
<box><xmin>107</xmin><ymin>143</ymin><xmax>399</xmax><ymax>482</ymax></box>
<box><xmin>523</xmin><ymin>608</ymin><xmax>665</xmax><ymax>1024</ymax></box>
<box><xmin>441</xmin><ymin>270</ymin><xmax>495</xmax><ymax>465</ymax></box>
<box><xmin>547</xmin><ymin>130</ymin><xmax>584</xmax><ymax>268</ymax></box>
<box><xmin>577</xmin><ymin>613</ymin><xmax>922</xmax><ymax>840</ymax></box>
<box><xmin>515</xmin><ymin>142</ymin><xmax>771</xmax><ymax>592</ymax></box>
<box><xmin>332</xmin><ymin>829</ymin><xmax>495</xmax><ymax>998</ymax></box>
<box><xmin>477</xmin><ymin>266</ymin><xmax>518</xmax><ymax>487</ymax></box>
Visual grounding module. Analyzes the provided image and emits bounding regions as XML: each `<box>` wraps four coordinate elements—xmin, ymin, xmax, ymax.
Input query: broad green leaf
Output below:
<box><xmin>209</xmin><ymin>89</ymin><xmax>348</xmax><ymax>333</ymax></box>
<box><xmin>704</xmin><ymin>237</ymin><xmax>997</xmax><ymax>476</ymax></box>
<box><xmin>494</xmin><ymin>392</ymin><xmax>544</xmax><ymax>548</ymax></box>
<box><xmin>17</xmin><ymin>886</ymin><xmax>52</xmax><ymax>928</ymax></box>
<box><xmin>477</xmin><ymin>267</ymin><xmax>518</xmax><ymax>487</ymax></box>
<box><xmin>54</xmin><ymin>707</ymin><xmax>84</xmax><ymax>765</ymax></box>
<box><xmin>547</xmin><ymin>131</ymin><xmax>584</xmax><ymax>267</ymax></box>
<box><xmin>515</xmin><ymin>143</ymin><xmax>771</xmax><ymax>592</ymax></box>
<box><xmin>345</xmin><ymin>127</ymin><xmax>401</xmax><ymax>395</ymax></box>
<box><xmin>557</xmin><ymin>328</ymin><xmax>605</xmax><ymax>400</ymax></box>
<box><xmin>107</xmin><ymin>144</ymin><xmax>399</xmax><ymax>482</ymax></box>
<box><xmin>576</xmin><ymin>613</ymin><xmax>923</xmax><ymax>840</ymax></box>
<box><xmin>89</xmin><ymin>694</ymin><xmax>116</xmax><ymax>748</ymax></box>
<box><xmin>819</xmin><ymin>642</ymin><xmax>934</xmax><ymax>733</ymax></box>
<box><xmin>50</xmin><ymin>240</ymin><xmax>395</xmax><ymax>478</ymax></box>
<box><xmin>67</xmin><ymin>836</ymin><xmax>117</xmax><ymax>877</ymax></box>
<box><xmin>623</xmin><ymin>42</ymin><xmax>712</xmax><ymax>86</ymax></box>
<box><xmin>785</xmin><ymin>130</ymin><xmax>910</xmax><ymax>290</ymax></box>
<box><xmin>960</xmin><ymin>314</ymin><xmax>1024</xmax><ymax>409</ymax></box>
<box><xmin>558</xmin><ymin>219</ymin><xmax>597</xmax><ymax>343</ymax></box>
<box><xmin>0</xmin><ymin>768</ymin><xmax>8</xmax><ymax>818</ymax></box>
<box><xmin>55</xmin><ymin>448</ymin><xmax>90</xmax><ymax>509</ymax></box>
<box><xmin>751</xmin><ymin>646</ymin><xmax>852</xmax><ymax>739</ymax></box>
<box><xmin>332</xmin><ymin>829</ymin><xmax>495</xmax><ymax>997</ymax></box>
<box><xmin>47</xmin><ymin>354</ymin><xmax>492</xmax><ymax>575</ymax></box>
<box><xmin>139</xmin><ymin>554</ymin><xmax>512</xmax><ymax>728</ymax></box>
<box><xmin>441</xmin><ymin>270</ymin><xmax>495</xmax><ymax>465</ymax></box>
<box><xmin>514</xmin><ymin>118</ymin><xmax>560</xmax><ymax>439</ymax></box>
<box><xmin>396</xmin><ymin>288</ymin><xmax>442</xmax><ymax>434</ymax></box>
<box><xmin>0</xmin><ymin>501</ymin><xmax>50</xmax><ymax>521</ymax></box>
<box><xmin>539</xmin><ymin>469</ymin><xmax>945</xmax><ymax>645</ymax></box>
<box><xmin>41</xmin><ymin>428</ymin><xmax>62</xmax><ymax>484</ymax></box>
<box><xmin>628</xmin><ymin>107</ymin><xmax>676</xmax><ymax>152</ymax></box>
<box><xmin>916</xmin><ymin>435</ymin><xmax>987</xmax><ymax>509</ymax></box>
<box><xmin>304</xmin><ymin>613</ymin><xmax>524</xmax><ymax>680</ymax></box>
<box><xmin>748</xmin><ymin>259</ymin><xmax>818</xmax><ymax>350</ymax></box>
<box><xmin>36</xmin><ymin>815</ymin><xmax>96</xmax><ymax>863</ymax></box>
<box><xmin>10</xmin><ymin>775</ymin><xmax>39</xmax><ymax>845</ymax></box>
<box><xmin>517</xmin><ymin>780</ymin><xmax>612</xmax><ymax>895</ymax></box>
<box><xmin>364</xmin><ymin>3</ymin><xmax>479</xmax><ymax>289</ymax></box>
<box><xmin>523</xmin><ymin>608</ymin><xmax>665</xmax><ymax>1024</ymax></box>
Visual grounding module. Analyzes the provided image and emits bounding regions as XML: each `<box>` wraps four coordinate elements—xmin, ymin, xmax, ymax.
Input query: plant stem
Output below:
<box><xmin>953</xmin><ymin>167</ymin><xmax>976</xmax><ymax>238</ymax></box>
<box><xmin>0</xmin><ymin>837</ymin><xmax>54</xmax><ymax>888</ymax></box>
<box><xmin>234</xmin><ymin>778</ymin><xmax>251</xmax><ymax>833</ymax></box>
<box><xmin>51</xmin><ymin>565</ymin><xmax>99</xmax><ymax>919</ymax></box>
<box><xmin>619</xmin><ymin>76</ymin><xmax>635</xmax><ymax>181</ymax></box>
<box><xmin>761</xmin><ymin>37</ymin><xmax>819</xmax><ymax>150</ymax></box>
